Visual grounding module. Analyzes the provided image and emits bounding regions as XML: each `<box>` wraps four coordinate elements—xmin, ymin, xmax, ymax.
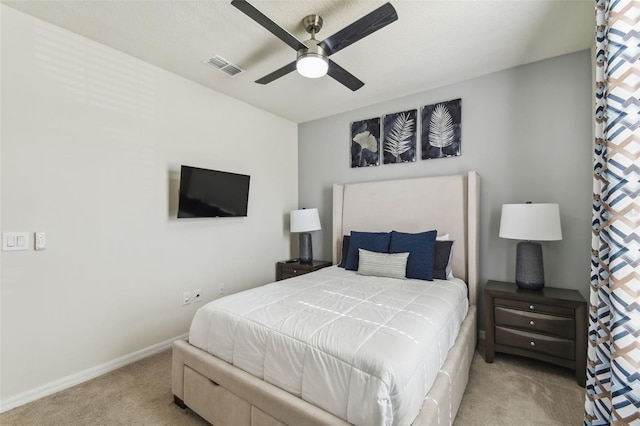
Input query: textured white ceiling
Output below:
<box><xmin>3</xmin><ymin>0</ymin><xmax>594</xmax><ymax>123</ymax></box>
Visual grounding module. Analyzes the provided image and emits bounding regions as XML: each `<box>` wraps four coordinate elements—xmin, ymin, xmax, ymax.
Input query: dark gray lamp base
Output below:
<box><xmin>298</xmin><ymin>232</ymin><xmax>313</xmax><ymax>264</ymax></box>
<box><xmin>515</xmin><ymin>241</ymin><xmax>545</xmax><ymax>290</ymax></box>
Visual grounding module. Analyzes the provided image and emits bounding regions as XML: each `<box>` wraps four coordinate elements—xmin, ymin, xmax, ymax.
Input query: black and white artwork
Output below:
<box><xmin>382</xmin><ymin>109</ymin><xmax>417</xmax><ymax>164</ymax></box>
<box><xmin>421</xmin><ymin>98</ymin><xmax>461</xmax><ymax>160</ymax></box>
<box><xmin>350</xmin><ymin>117</ymin><xmax>380</xmax><ymax>167</ymax></box>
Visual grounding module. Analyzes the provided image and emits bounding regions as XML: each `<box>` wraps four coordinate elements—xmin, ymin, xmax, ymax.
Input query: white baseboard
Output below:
<box><xmin>0</xmin><ymin>332</ymin><xmax>188</xmax><ymax>413</ymax></box>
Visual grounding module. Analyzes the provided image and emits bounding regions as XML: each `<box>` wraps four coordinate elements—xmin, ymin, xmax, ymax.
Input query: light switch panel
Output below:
<box><xmin>3</xmin><ymin>232</ymin><xmax>29</xmax><ymax>251</ymax></box>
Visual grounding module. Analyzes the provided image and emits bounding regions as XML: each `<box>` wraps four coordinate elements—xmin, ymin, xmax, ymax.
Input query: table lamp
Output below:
<box><xmin>290</xmin><ymin>208</ymin><xmax>321</xmax><ymax>264</ymax></box>
<box><xmin>499</xmin><ymin>203</ymin><xmax>562</xmax><ymax>290</ymax></box>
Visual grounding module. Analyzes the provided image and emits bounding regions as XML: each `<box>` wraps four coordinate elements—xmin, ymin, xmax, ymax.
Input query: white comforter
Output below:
<box><xmin>189</xmin><ymin>266</ymin><xmax>468</xmax><ymax>426</ymax></box>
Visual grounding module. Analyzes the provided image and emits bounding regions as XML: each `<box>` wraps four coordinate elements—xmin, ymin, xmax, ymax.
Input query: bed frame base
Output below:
<box><xmin>172</xmin><ymin>338</ymin><xmax>351</xmax><ymax>426</ymax></box>
<box><xmin>172</xmin><ymin>305</ymin><xmax>476</xmax><ymax>426</ymax></box>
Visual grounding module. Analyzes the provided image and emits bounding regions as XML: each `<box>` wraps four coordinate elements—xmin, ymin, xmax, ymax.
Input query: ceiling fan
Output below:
<box><xmin>231</xmin><ymin>0</ymin><xmax>398</xmax><ymax>91</ymax></box>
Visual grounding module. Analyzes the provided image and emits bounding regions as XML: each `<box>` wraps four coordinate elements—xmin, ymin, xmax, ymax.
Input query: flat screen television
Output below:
<box><xmin>177</xmin><ymin>165</ymin><xmax>250</xmax><ymax>218</ymax></box>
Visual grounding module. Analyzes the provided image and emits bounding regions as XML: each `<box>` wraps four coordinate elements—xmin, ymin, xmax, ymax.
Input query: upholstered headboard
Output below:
<box><xmin>332</xmin><ymin>171</ymin><xmax>479</xmax><ymax>305</ymax></box>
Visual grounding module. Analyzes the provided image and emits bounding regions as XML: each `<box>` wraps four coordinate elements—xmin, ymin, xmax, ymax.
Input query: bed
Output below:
<box><xmin>172</xmin><ymin>171</ymin><xmax>479</xmax><ymax>426</ymax></box>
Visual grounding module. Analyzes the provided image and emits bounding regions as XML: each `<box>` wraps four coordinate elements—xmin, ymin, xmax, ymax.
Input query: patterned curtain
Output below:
<box><xmin>585</xmin><ymin>0</ymin><xmax>640</xmax><ymax>424</ymax></box>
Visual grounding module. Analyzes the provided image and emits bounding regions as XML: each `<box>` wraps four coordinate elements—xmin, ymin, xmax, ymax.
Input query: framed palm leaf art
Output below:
<box><xmin>421</xmin><ymin>98</ymin><xmax>461</xmax><ymax>159</ymax></box>
<box><xmin>350</xmin><ymin>117</ymin><xmax>380</xmax><ymax>167</ymax></box>
<box><xmin>382</xmin><ymin>109</ymin><xmax>417</xmax><ymax>164</ymax></box>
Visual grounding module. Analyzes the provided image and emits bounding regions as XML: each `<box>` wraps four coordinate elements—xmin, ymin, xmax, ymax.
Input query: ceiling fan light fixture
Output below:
<box><xmin>296</xmin><ymin>53</ymin><xmax>329</xmax><ymax>78</ymax></box>
<box><xmin>232</xmin><ymin>1</ymin><xmax>397</xmax><ymax>89</ymax></box>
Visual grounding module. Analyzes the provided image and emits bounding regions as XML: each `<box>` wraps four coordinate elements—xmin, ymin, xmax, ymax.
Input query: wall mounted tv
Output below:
<box><xmin>178</xmin><ymin>165</ymin><xmax>250</xmax><ymax>218</ymax></box>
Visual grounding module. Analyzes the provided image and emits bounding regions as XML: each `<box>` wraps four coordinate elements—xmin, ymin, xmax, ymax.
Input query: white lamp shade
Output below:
<box><xmin>290</xmin><ymin>208</ymin><xmax>321</xmax><ymax>233</ymax></box>
<box><xmin>296</xmin><ymin>54</ymin><xmax>329</xmax><ymax>78</ymax></box>
<box><xmin>499</xmin><ymin>203</ymin><xmax>562</xmax><ymax>241</ymax></box>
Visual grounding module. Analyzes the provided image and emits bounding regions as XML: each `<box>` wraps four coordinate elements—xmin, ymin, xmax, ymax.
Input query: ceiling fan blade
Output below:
<box><xmin>318</xmin><ymin>3</ymin><xmax>398</xmax><ymax>56</ymax></box>
<box><xmin>231</xmin><ymin>0</ymin><xmax>307</xmax><ymax>51</ymax></box>
<box><xmin>327</xmin><ymin>60</ymin><xmax>364</xmax><ymax>91</ymax></box>
<box><xmin>255</xmin><ymin>61</ymin><xmax>297</xmax><ymax>85</ymax></box>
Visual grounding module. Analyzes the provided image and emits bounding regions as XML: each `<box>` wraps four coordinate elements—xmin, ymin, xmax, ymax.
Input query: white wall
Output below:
<box><xmin>0</xmin><ymin>5</ymin><xmax>298</xmax><ymax>405</ymax></box>
<box><xmin>298</xmin><ymin>51</ymin><xmax>593</xmax><ymax>320</ymax></box>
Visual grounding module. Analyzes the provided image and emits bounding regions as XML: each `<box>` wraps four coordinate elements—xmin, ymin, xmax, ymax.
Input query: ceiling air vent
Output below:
<box><xmin>202</xmin><ymin>55</ymin><xmax>244</xmax><ymax>77</ymax></box>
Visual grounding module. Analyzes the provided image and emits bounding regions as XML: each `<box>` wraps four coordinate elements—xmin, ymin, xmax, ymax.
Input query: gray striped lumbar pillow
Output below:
<box><xmin>357</xmin><ymin>249</ymin><xmax>408</xmax><ymax>279</ymax></box>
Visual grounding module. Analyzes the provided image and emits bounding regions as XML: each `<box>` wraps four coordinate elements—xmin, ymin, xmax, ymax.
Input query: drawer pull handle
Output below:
<box><xmin>293</xmin><ymin>270</ymin><xmax>297</xmax><ymax>273</ymax></box>
<box><xmin>529</xmin><ymin>320</ymin><xmax>535</xmax><ymax>326</ymax></box>
<box><xmin>210</xmin><ymin>379</ymin><xmax>220</xmax><ymax>386</ymax></box>
<box><xmin>529</xmin><ymin>305</ymin><xmax>535</xmax><ymax>310</ymax></box>
<box><xmin>530</xmin><ymin>341</ymin><xmax>536</xmax><ymax>347</ymax></box>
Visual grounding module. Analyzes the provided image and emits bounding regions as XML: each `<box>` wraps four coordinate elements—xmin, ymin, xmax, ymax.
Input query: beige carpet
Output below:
<box><xmin>1</xmin><ymin>348</ymin><xmax>584</xmax><ymax>425</ymax></box>
<box><xmin>454</xmin><ymin>351</ymin><xmax>584</xmax><ymax>425</ymax></box>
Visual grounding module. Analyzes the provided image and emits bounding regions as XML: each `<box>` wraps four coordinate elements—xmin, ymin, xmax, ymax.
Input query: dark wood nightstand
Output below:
<box><xmin>484</xmin><ymin>280</ymin><xmax>587</xmax><ymax>387</ymax></box>
<box><xmin>276</xmin><ymin>259</ymin><xmax>332</xmax><ymax>281</ymax></box>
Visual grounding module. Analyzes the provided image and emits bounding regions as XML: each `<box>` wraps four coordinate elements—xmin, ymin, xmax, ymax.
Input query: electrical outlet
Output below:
<box><xmin>182</xmin><ymin>291</ymin><xmax>191</xmax><ymax>305</ymax></box>
<box><xmin>34</xmin><ymin>232</ymin><xmax>46</xmax><ymax>251</ymax></box>
<box><xmin>218</xmin><ymin>283</ymin><xmax>225</xmax><ymax>295</ymax></box>
<box><xmin>194</xmin><ymin>289</ymin><xmax>202</xmax><ymax>303</ymax></box>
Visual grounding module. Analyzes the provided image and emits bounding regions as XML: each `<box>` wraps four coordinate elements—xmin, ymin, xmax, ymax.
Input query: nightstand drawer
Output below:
<box><xmin>496</xmin><ymin>326</ymin><xmax>574</xmax><ymax>360</ymax></box>
<box><xmin>495</xmin><ymin>307</ymin><xmax>575</xmax><ymax>339</ymax></box>
<box><xmin>280</xmin><ymin>267</ymin><xmax>306</xmax><ymax>278</ymax></box>
<box><xmin>494</xmin><ymin>298</ymin><xmax>574</xmax><ymax>317</ymax></box>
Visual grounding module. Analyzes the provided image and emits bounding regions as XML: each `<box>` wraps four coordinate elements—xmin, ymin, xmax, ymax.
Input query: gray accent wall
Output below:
<box><xmin>298</xmin><ymin>50</ymin><xmax>593</xmax><ymax>324</ymax></box>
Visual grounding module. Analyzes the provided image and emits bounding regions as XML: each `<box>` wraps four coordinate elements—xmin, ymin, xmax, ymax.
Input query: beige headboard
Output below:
<box><xmin>332</xmin><ymin>171</ymin><xmax>479</xmax><ymax>306</ymax></box>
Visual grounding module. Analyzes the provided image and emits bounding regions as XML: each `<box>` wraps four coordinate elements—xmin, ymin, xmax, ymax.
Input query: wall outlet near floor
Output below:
<box><xmin>182</xmin><ymin>291</ymin><xmax>192</xmax><ymax>305</ymax></box>
<box><xmin>193</xmin><ymin>289</ymin><xmax>202</xmax><ymax>303</ymax></box>
<box><xmin>218</xmin><ymin>283</ymin><xmax>225</xmax><ymax>295</ymax></box>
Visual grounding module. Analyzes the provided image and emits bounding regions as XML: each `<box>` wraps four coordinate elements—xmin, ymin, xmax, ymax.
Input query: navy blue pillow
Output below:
<box><xmin>389</xmin><ymin>230</ymin><xmax>437</xmax><ymax>280</ymax></box>
<box><xmin>433</xmin><ymin>240</ymin><xmax>454</xmax><ymax>280</ymax></box>
<box><xmin>338</xmin><ymin>235</ymin><xmax>350</xmax><ymax>268</ymax></box>
<box><xmin>345</xmin><ymin>231</ymin><xmax>391</xmax><ymax>271</ymax></box>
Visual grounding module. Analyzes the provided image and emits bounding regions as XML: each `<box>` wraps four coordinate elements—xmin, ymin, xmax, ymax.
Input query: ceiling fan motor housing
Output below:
<box><xmin>297</xmin><ymin>38</ymin><xmax>327</xmax><ymax>61</ymax></box>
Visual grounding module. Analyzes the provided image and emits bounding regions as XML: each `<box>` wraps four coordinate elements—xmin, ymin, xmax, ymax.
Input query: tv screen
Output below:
<box><xmin>178</xmin><ymin>165</ymin><xmax>250</xmax><ymax>218</ymax></box>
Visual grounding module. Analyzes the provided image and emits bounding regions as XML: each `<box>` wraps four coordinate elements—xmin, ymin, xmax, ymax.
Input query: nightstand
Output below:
<box><xmin>276</xmin><ymin>259</ymin><xmax>332</xmax><ymax>281</ymax></box>
<box><xmin>484</xmin><ymin>280</ymin><xmax>587</xmax><ymax>387</ymax></box>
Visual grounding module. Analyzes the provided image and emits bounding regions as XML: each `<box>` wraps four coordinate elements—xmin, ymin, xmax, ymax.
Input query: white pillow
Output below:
<box><xmin>357</xmin><ymin>249</ymin><xmax>408</xmax><ymax>279</ymax></box>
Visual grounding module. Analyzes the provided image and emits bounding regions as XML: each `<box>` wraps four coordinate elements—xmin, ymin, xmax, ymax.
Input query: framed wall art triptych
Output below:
<box><xmin>350</xmin><ymin>98</ymin><xmax>461</xmax><ymax>168</ymax></box>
